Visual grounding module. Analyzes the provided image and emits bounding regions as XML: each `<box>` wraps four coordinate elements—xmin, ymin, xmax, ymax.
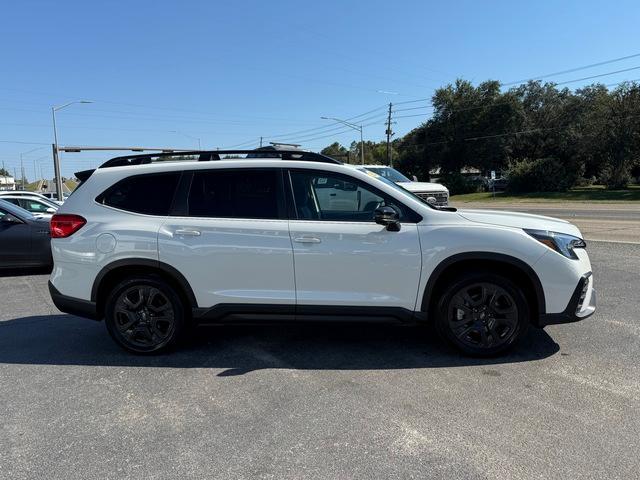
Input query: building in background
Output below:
<box><xmin>0</xmin><ymin>176</ymin><xmax>16</xmax><ymax>191</ymax></box>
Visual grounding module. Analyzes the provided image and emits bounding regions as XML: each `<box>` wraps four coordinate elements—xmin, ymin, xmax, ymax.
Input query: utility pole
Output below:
<box><xmin>386</xmin><ymin>102</ymin><xmax>394</xmax><ymax>166</ymax></box>
<box><xmin>259</xmin><ymin>136</ymin><xmax>263</xmax><ymax>147</ymax></box>
<box><xmin>1</xmin><ymin>161</ymin><xmax>6</xmax><ymax>191</ymax></box>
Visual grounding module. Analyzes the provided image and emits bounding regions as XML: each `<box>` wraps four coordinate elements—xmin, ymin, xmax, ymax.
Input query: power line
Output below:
<box><xmin>502</xmin><ymin>52</ymin><xmax>640</xmax><ymax>86</ymax></box>
<box><xmin>271</xmin><ymin>112</ymin><xmax>388</xmax><ymax>142</ymax></box>
<box><xmin>0</xmin><ymin>139</ymin><xmax>50</xmax><ymax>145</ymax></box>
<box><xmin>266</xmin><ymin>105</ymin><xmax>388</xmax><ymax>140</ymax></box>
<box><xmin>554</xmin><ymin>65</ymin><xmax>640</xmax><ymax>85</ymax></box>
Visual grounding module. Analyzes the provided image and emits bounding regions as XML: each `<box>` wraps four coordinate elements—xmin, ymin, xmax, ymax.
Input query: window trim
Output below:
<box><xmin>286</xmin><ymin>168</ymin><xmax>422</xmax><ymax>223</ymax></box>
<box><xmin>176</xmin><ymin>167</ymin><xmax>288</xmax><ymax>221</ymax></box>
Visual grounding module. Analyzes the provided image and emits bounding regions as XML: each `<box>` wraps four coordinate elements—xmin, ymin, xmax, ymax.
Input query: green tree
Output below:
<box><xmin>600</xmin><ymin>83</ymin><xmax>640</xmax><ymax>188</ymax></box>
<box><xmin>321</xmin><ymin>142</ymin><xmax>349</xmax><ymax>160</ymax></box>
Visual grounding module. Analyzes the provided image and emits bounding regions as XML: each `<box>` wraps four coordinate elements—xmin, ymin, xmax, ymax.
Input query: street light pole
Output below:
<box><xmin>52</xmin><ymin>100</ymin><xmax>92</xmax><ymax>201</ymax></box>
<box><xmin>320</xmin><ymin>116</ymin><xmax>365</xmax><ymax>165</ymax></box>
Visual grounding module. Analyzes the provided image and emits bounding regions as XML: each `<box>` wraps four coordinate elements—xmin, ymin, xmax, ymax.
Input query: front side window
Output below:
<box><xmin>97</xmin><ymin>172</ymin><xmax>181</xmax><ymax>215</ymax></box>
<box><xmin>187</xmin><ymin>169</ymin><xmax>280</xmax><ymax>219</ymax></box>
<box><xmin>289</xmin><ymin>170</ymin><xmax>417</xmax><ymax>222</ymax></box>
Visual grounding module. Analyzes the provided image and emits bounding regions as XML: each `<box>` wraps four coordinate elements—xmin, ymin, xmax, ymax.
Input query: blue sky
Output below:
<box><xmin>1</xmin><ymin>0</ymin><xmax>639</xmax><ymax>179</ymax></box>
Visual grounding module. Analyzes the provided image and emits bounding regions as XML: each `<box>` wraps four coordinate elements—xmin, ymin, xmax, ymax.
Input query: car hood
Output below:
<box><xmin>457</xmin><ymin>209</ymin><xmax>583</xmax><ymax>238</ymax></box>
<box><xmin>398</xmin><ymin>181</ymin><xmax>448</xmax><ymax>193</ymax></box>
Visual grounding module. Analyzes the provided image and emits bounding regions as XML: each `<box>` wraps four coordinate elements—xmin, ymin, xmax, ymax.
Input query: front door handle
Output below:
<box><xmin>175</xmin><ymin>229</ymin><xmax>201</xmax><ymax>237</ymax></box>
<box><xmin>294</xmin><ymin>236</ymin><xmax>321</xmax><ymax>244</ymax></box>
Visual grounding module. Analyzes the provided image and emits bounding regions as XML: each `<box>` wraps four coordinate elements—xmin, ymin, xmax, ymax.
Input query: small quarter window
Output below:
<box><xmin>97</xmin><ymin>172</ymin><xmax>181</xmax><ymax>215</ymax></box>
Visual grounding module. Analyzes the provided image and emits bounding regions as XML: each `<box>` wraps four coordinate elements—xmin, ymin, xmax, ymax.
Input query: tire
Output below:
<box><xmin>104</xmin><ymin>275</ymin><xmax>186</xmax><ymax>354</ymax></box>
<box><xmin>435</xmin><ymin>272</ymin><xmax>530</xmax><ymax>356</ymax></box>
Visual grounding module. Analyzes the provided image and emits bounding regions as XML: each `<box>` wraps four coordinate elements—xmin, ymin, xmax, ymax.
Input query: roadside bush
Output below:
<box><xmin>599</xmin><ymin>164</ymin><xmax>633</xmax><ymax>189</ymax></box>
<box><xmin>505</xmin><ymin>158</ymin><xmax>580</xmax><ymax>193</ymax></box>
<box><xmin>438</xmin><ymin>172</ymin><xmax>481</xmax><ymax>195</ymax></box>
<box><xmin>574</xmin><ymin>176</ymin><xmax>596</xmax><ymax>187</ymax></box>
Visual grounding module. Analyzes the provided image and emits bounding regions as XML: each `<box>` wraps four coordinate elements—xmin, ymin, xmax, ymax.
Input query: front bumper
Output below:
<box><xmin>539</xmin><ymin>273</ymin><xmax>596</xmax><ymax>326</ymax></box>
<box><xmin>48</xmin><ymin>281</ymin><xmax>99</xmax><ymax>320</ymax></box>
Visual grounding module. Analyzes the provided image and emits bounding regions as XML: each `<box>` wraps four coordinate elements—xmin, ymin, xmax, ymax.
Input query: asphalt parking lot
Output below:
<box><xmin>1</xmin><ymin>241</ymin><xmax>639</xmax><ymax>480</ymax></box>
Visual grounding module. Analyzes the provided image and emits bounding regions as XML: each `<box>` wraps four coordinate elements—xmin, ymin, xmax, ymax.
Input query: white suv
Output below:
<box><xmin>48</xmin><ymin>149</ymin><xmax>596</xmax><ymax>355</ymax></box>
<box><xmin>360</xmin><ymin>165</ymin><xmax>449</xmax><ymax>206</ymax></box>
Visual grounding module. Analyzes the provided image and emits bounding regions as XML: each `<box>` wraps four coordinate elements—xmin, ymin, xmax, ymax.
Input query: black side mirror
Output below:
<box><xmin>374</xmin><ymin>206</ymin><xmax>401</xmax><ymax>232</ymax></box>
<box><xmin>1</xmin><ymin>214</ymin><xmax>22</xmax><ymax>224</ymax></box>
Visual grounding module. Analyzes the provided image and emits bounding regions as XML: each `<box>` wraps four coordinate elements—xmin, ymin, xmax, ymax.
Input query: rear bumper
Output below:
<box><xmin>48</xmin><ymin>281</ymin><xmax>99</xmax><ymax>320</ymax></box>
<box><xmin>538</xmin><ymin>273</ymin><xmax>596</xmax><ymax>326</ymax></box>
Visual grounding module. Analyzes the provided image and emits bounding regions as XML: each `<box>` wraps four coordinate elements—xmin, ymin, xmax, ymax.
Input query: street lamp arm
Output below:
<box><xmin>53</xmin><ymin>100</ymin><xmax>93</xmax><ymax>112</ymax></box>
<box><xmin>320</xmin><ymin>116</ymin><xmax>361</xmax><ymax>131</ymax></box>
<box><xmin>320</xmin><ymin>116</ymin><xmax>365</xmax><ymax>165</ymax></box>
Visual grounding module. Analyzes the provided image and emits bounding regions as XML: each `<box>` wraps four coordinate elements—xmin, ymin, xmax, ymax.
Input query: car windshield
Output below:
<box><xmin>354</xmin><ymin>167</ymin><xmax>438</xmax><ymax>210</ymax></box>
<box><xmin>365</xmin><ymin>167</ymin><xmax>412</xmax><ymax>183</ymax></box>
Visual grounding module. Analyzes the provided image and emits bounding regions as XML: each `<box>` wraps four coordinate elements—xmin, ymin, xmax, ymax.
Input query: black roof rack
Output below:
<box><xmin>98</xmin><ymin>149</ymin><xmax>341</xmax><ymax>169</ymax></box>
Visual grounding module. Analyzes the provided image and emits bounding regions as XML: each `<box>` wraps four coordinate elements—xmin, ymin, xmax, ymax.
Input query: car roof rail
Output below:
<box><xmin>98</xmin><ymin>149</ymin><xmax>342</xmax><ymax>169</ymax></box>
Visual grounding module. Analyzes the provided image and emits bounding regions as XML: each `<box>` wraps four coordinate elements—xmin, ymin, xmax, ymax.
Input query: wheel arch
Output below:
<box><xmin>92</xmin><ymin>258</ymin><xmax>197</xmax><ymax>318</ymax></box>
<box><xmin>421</xmin><ymin>252</ymin><xmax>546</xmax><ymax>325</ymax></box>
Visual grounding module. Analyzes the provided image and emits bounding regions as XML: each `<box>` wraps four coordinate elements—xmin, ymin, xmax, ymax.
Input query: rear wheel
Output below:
<box><xmin>435</xmin><ymin>273</ymin><xmax>529</xmax><ymax>356</ymax></box>
<box><xmin>105</xmin><ymin>275</ymin><xmax>185</xmax><ymax>354</ymax></box>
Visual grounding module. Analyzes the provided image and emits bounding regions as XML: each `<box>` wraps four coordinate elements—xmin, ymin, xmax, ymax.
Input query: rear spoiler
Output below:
<box><xmin>75</xmin><ymin>169</ymin><xmax>95</xmax><ymax>186</ymax></box>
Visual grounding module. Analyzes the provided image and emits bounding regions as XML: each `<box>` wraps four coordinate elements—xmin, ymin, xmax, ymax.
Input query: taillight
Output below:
<box><xmin>50</xmin><ymin>214</ymin><xmax>86</xmax><ymax>238</ymax></box>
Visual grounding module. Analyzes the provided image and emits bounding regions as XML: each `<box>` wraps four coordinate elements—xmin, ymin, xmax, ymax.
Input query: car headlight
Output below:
<box><xmin>524</xmin><ymin>229</ymin><xmax>586</xmax><ymax>260</ymax></box>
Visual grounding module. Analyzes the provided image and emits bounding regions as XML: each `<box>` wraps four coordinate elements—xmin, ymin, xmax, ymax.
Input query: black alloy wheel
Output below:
<box><xmin>436</xmin><ymin>273</ymin><xmax>529</xmax><ymax>356</ymax></box>
<box><xmin>105</xmin><ymin>276</ymin><xmax>185</xmax><ymax>354</ymax></box>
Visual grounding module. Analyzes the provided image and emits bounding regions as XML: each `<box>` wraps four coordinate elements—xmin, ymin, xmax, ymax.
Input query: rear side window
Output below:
<box><xmin>97</xmin><ymin>172</ymin><xmax>181</xmax><ymax>215</ymax></box>
<box><xmin>187</xmin><ymin>169</ymin><xmax>280</xmax><ymax>219</ymax></box>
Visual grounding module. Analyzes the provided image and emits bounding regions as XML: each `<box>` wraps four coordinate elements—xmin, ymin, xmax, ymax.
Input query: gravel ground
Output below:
<box><xmin>0</xmin><ymin>241</ymin><xmax>638</xmax><ymax>479</ymax></box>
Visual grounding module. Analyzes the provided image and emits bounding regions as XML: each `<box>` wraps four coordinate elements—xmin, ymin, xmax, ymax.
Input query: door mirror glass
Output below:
<box><xmin>374</xmin><ymin>206</ymin><xmax>401</xmax><ymax>231</ymax></box>
<box><xmin>46</xmin><ymin>207</ymin><xmax>57</xmax><ymax>214</ymax></box>
<box><xmin>0</xmin><ymin>213</ymin><xmax>21</xmax><ymax>224</ymax></box>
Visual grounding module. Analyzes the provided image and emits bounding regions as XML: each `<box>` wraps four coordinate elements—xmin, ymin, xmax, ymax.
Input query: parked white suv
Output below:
<box><xmin>48</xmin><ymin>149</ymin><xmax>595</xmax><ymax>355</ymax></box>
<box><xmin>361</xmin><ymin>165</ymin><xmax>449</xmax><ymax>206</ymax></box>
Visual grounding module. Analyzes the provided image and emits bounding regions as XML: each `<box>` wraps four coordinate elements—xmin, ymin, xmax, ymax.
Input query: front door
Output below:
<box><xmin>287</xmin><ymin>169</ymin><xmax>422</xmax><ymax>313</ymax></box>
<box><xmin>0</xmin><ymin>208</ymin><xmax>32</xmax><ymax>266</ymax></box>
<box><xmin>158</xmin><ymin>168</ymin><xmax>295</xmax><ymax>309</ymax></box>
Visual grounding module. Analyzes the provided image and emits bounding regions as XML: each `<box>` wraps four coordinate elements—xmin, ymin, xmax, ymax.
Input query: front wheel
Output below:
<box><xmin>105</xmin><ymin>275</ymin><xmax>186</xmax><ymax>354</ymax></box>
<box><xmin>435</xmin><ymin>273</ymin><xmax>530</xmax><ymax>356</ymax></box>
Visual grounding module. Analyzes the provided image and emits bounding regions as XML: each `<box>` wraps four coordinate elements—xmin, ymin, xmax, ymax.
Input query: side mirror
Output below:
<box><xmin>374</xmin><ymin>206</ymin><xmax>401</xmax><ymax>232</ymax></box>
<box><xmin>412</xmin><ymin>175</ymin><xmax>418</xmax><ymax>182</ymax></box>
<box><xmin>1</xmin><ymin>214</ymin><xmax>22</xmax><ymax>224</ymax></box>
<box><xmin>46</xmin><ymin>207</ymin><xmax>57</xmax><ymax>214</ymax></box>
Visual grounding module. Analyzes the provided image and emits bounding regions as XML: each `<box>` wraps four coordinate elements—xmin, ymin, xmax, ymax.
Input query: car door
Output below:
<box><xmin>158</xmin><ymin>168</ymin><xmax>296</xmax><ymax>310</ymax></box>
<box><xmin>287</xmin><ymin>169</ymin><xmax>422</xmax><ymax>313</ymax></box>
<box><xmin>0</xmin><ymin>208</ymin><xmax>32</xmax><ymax>266</ymax></box>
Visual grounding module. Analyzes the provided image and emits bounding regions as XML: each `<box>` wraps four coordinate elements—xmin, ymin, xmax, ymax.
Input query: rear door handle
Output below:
<box><xmin>294</xmin><ymin>236</ymin><xmax>321</xmax><ymax>244</ymax></box>
<box><xmin>175</xmin><ymin>229</ymin><xmax>201</xmax><ymax>237</ymax></box>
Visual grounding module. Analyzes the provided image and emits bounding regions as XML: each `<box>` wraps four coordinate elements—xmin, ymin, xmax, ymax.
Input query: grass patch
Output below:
<box><xmin>451</xmin><ymin>185</ymin><xmax>640</xmax><ymax>203</ymax></box>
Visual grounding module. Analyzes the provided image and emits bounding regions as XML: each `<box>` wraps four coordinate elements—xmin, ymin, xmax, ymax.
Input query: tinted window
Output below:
<box><xmin>187</xmin><ymin>169</ymin><xmax>280</xmax><ymax>219</ymax></box>
<box><xmin>290</xmin><ymin>170</ymin><xmax>417</xmax><ymax>222</ymax></box>
<box><xmin>97</xmin><ymin>172</ymin><xmax>181</xmax><ymax>215</ymax></box>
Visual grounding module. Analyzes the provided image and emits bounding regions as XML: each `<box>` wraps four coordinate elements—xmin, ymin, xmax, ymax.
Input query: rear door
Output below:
<box><xmin>287</xmin><ymin>169</ymin><xmax>422</xmax><ymax>313</ymax></box>
<box><xmin>158</xmin><ymin>168</ymin><xmax>295</xmax><ymax>309</ymax></box>
<box><xmin>0</xmin><ymin>207</ymin><xmax>32</xmax><ymax>266</ymax></box>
